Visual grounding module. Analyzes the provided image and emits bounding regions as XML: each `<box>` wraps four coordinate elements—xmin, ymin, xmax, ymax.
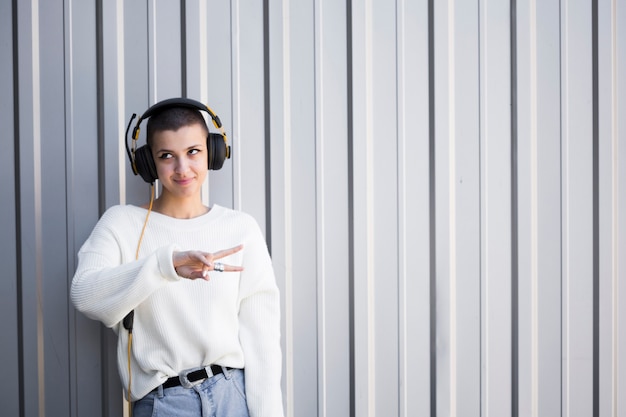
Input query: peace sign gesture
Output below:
<box><xmin>172</xmin><ymin>244</ymin><xmax>244</xmax><ymax>280</ymax></box>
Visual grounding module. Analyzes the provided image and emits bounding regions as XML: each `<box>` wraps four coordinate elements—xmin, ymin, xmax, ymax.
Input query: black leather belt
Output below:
<box><xmin>160</xmin><ymin>365</ymin><xmax>228</xmax><ymax>390</ymax></box>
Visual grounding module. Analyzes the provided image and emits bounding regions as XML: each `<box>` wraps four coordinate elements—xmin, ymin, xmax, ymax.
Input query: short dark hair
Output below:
<box><xmin>146</xmin><ymin>107</ymin><xmax>208</xmax><ymax>146</ymax></box>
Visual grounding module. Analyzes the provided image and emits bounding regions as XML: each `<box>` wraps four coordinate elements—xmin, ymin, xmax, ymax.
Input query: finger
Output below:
<box><xmin>189</xmin><ymin>251</ymin><xmax>214</xmax><ymax>269</ymax></box>
<box><xmin>212</xmin><ymin>263</ymin><xmax>244</xmax><ymax>273</ymax></box>
<box><xmin>184</xmin><ymin>269</ymin><xmax>211</xmax><ymax>281</ymax></box>
<box><xmin>223</xmin><ymin>264</ymin><xmax>244</xmax><ymax>272</ymax></box>
<box><xmin>212</xmin><ymin>244</ymin><xmax>244</xmax><ymax>260</ymax></box>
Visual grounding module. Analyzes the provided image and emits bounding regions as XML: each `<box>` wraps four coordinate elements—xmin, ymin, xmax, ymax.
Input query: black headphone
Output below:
<box><xmin>125</xmin><ymin>97</ymin><xmax>231</xmax><ymax>183</ymax></box>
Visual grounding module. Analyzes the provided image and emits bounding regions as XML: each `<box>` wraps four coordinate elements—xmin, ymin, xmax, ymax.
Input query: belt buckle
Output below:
<box><xmin>178</xmin><ymin>366</ymin><xmax>205</xmax><ymax>389</ymax></box>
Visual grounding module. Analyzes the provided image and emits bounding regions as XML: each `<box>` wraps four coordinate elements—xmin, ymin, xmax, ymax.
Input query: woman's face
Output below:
<box><xmin>150</xmin><ymin>123</ymin><xmax>208</xmax><ymax>199</ymax></box>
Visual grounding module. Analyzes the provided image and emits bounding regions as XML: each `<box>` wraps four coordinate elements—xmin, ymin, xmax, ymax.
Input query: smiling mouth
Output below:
<box><xmin>174</xmin><ymin>177</ymin><xmax>194</xmax><ymax>185</ymax></box>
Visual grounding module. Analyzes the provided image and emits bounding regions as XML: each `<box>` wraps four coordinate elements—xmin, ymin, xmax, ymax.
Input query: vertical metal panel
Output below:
<box><xmin>39</xmin><ymin>0</ymin><xmax>71</xmax><ymax>413</ymax></box>
<box><xmin>122</xmin><ymin>0</ymin><xmax>151</xmax><ymax>208</ymax></box>
<box><xmin>211</xmin><ymin>0</ymin><xmax>236</xmax><ymax>208</ymax></box>
<box><xmin>100</xmin><ymin>0</ymin><xmax>126</xmax><ymax>210</ymax></box>
<box><xmin>434</xmin><ymin>0</ymin><xmax>483</xmax><ymax>415</ymax></box>
<box><xmin>397</xmin><ymin>0</ymin><xmax>432</xmax><ymax>416</ymax></box>
<box><xmin>349</xmin><ymin>0</ymin><xmax>376</xmax><ymax>415</ymax></box>
<box><xmin>560</xmin><ymin>1</ymin><xmax>594</xmax><ymax>416</ymax></box>
<box><xmin>315</xmin><ymin>0</ymin><xmax>351</xmax><ymax>416</ymax></box>
<box><xmin>433</xmin><ymin>0</ymin><xmax>454</xmax><ymax>413</ymax></box>
<box><xmin>452</xmin><ymin>1</ymin><xmax>482</xmax><ymax>415</ymax></box>
<box><xmin>534</xmin><ymin>1</ymin><xmax>564</xmax><ymax>414</ymax></box>
<box><xmin>286</xmin><ymin>1</ymin><xmax>319</xmax><ymax>415</ymax></box>
<box><xmin>206</xmin><ymin>1</ymin><xmax>235</xmax><ymax>208</ymax></box>
<box><xmin>232</xmin><ymin>0</ymin><xmax>266</xmax><ymax>222</ymax></box>
<box><xmin>148</xmin><ymin>0</ymin><xmax>182</xmax><ymax>100</ymax></box>
<box><xmin>369</xmin><ymin>0</ymin><xmax>400</xmax><ymax>415</ymax></box>
<box><xmin>516</xmin><ymin>1</ymin><xmax>563</xmax><ymax>416</ymax></box>
<box><xmin>479</xmin><ymin>0</ymin><xmax>512</xmax><ymax>416</ymax></box>
<box><xmin>182</xmin><ymin>0</ymin><xmax>208</xmax><ymax>114</ymax></box>
<box><xmin>14</xmin><ymin>0</ymin><xmax>44</xmax><ymax>416</ymax></box>
<box><xmin>267</xmin><ymin>0</ymin><xmax>293</xmax><ymax>415</ymax></box>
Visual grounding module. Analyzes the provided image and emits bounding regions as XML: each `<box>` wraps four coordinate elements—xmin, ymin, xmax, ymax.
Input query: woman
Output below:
<box><xmin>71</xmin><ymin>98</ymin><xmax>283</xmax><ymax>417</ymax></box>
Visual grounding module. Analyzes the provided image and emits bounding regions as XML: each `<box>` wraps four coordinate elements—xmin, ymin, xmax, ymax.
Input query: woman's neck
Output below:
<box><xmin>148</xmin><ymin>195</ymin><xmax>209</xmax><ymax>219</ymax></box>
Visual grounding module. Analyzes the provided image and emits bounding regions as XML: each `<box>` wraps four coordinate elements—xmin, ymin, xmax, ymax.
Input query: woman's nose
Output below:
<box><xmin>174</xmin><ymin>157</ymin><xmax>189</xmax><ymax>173</ymax></box>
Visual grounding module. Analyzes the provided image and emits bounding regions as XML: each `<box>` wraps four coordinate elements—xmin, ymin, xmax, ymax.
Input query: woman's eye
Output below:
<box><xmin>158</xmin><ymin>153</ymin><xmax>172</xmax><ymax>159</ymax></box>
<box><xmin>189</xmin><ymin>149</ymin><xmax>200</xmax><ymax>155</ymax></box>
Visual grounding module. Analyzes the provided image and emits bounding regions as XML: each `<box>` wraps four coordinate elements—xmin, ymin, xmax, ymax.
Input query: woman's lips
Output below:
<box><xmin>174</xmin><ymin>177</ymin><xmax>194</xmax><ymax>186</ymax></box>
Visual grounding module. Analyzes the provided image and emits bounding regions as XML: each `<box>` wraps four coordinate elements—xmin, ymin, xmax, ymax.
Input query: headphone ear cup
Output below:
<box><xmin>134</xmin><ymin>145</ymin><xmax>158</xmax><ymax>183</ymax></box>
<box><xmin>207</xmin><ymin>133</ymin><xmax>227</xmax><ymax>170</ymax></box>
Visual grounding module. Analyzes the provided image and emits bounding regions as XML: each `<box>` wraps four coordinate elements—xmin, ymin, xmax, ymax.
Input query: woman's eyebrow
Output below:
<box><xmin>155</xmin><ymin>143</ymin><xmax>205</xmax><ymax>153</ymax></box>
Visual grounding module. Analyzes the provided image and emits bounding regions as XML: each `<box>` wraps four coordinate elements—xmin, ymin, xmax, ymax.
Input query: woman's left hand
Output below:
<box><xmin>172</xmin><ymin>244</ymin><xmax>244</xmax><ymax>280</ymax></box>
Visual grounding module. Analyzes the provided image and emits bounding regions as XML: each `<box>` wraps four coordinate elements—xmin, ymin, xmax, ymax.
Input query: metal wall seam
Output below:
<box><xmin>427</xmin><ymin>0</ymin><xmax>437</xmax><ymax>415</ymax></box>
<box><xmin>2</xmin><ymin>0</ymin><xmax>20</xmax><ymax>415</ymax></box>
<box><xmin>230</xmin><ymin>0</ymin><xmax>242</xmax><ymax>211</ymax></box>
<box><xmin>349</xmin><ymin>0</ymin><xmax>376</xmax><ymax>415</ymax></box>
<box><xmin>433</xmin><ymin>0</ymin><xmax>456</xmax><ymax>414</ymax></box>
<box><xmin>315</xmin><ymin>1</ymin><xmax>327</xmax><ymax>415</ymax></box>
<box><xmin>509</xmin><ymin>0</ymin><xmax>519</xmax><ymax>415</ymax></box>
<box><xmin>591</xmin><ymin>0</ymin><xmax>600</xmax><ymax>414</ymax></box>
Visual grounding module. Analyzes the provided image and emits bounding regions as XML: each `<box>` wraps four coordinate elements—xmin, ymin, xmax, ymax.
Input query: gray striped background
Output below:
<box><xmin>1</xmin><ymin>0</ymin><xmax>624</xmax><ymax>416</ymax></box>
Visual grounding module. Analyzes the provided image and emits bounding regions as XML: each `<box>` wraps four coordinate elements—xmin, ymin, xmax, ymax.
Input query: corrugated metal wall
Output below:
<box><xmin>2</xmin><ymin>0</ymin><xmax>625</xmax><ymax>416</ymax></box>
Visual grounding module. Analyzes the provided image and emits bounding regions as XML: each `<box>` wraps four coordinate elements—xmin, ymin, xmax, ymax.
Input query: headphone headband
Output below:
<box><xmin>125</xmin><ymin>98</ymin><xmax>231</xmax><ymax>183</ymax></box>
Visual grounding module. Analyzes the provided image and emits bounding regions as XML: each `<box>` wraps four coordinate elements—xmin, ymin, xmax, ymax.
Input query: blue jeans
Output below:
<box><xmin>133</xmin><ymin>368</ymin><xmax>250</xmax><ymax>417</ymax></box>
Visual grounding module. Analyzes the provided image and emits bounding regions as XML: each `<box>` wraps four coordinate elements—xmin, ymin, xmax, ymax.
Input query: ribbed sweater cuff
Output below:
<box><xmin>158</xmin><ymin>244</ymin><xmax>181</xmax><ymax>282</ymax></box>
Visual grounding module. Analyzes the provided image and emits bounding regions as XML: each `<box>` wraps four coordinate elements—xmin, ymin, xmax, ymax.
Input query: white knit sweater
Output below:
<box><xmin>71</xmin><ymin>204</ymin><xmax>283</xmax><ymax>417</ymax></box>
